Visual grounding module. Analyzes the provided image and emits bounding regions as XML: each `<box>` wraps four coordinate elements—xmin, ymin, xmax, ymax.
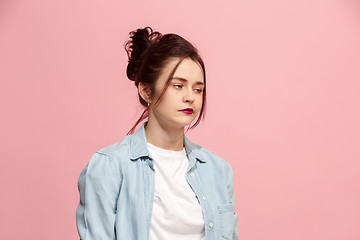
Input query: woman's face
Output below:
<box><xmin>149</xmin><ymin>58</ymin><xmax>205</xmax><ymax>129</ymax></box>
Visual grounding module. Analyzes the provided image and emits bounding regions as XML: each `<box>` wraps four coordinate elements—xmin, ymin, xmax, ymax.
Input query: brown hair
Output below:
<box><xmin>124</xmin><ymin>27</ymin><xmax>206</xmax><ymax>134</ymax></box>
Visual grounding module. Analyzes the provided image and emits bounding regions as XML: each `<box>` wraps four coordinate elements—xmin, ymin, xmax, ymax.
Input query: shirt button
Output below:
<box><xmin>209</xmin><ymin>222</ymin><xmax>214</xmax><ymax>228</ymax></box>
<box><xmin>190</xmin><ymin>173</ymin><xmax>195</xmax><ymax>177</ymax></box>
<box><xmin>202</xmin><ymin>196</ymin><xmax>206</xmax><ymax>200</ymax></box>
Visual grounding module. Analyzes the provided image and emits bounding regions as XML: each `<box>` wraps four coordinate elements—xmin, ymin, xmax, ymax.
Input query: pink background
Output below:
<box><xmin>1</xmin><ymin>0</ymin><xmax>359</xmax><ymax>239</ymax></box>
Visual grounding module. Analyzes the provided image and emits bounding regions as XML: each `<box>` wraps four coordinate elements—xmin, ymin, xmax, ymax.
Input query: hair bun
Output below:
<box><xmin>125</xmin><ymin>27</ymin><xmax>161</xmax><ymax>82</ymax></box>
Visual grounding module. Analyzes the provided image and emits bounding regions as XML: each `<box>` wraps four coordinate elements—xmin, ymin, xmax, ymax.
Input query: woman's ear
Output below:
<box><xmin>138</xmin><ymin>82</ymin><xmax>151</xmax><ymax>103</ymax></box>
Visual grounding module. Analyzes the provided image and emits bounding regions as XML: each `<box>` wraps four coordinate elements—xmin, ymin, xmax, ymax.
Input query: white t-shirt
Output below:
<box><xmin>147</xmin><ymin>142</ymin><xmax>205</xmax><ymax>240</ymax></box>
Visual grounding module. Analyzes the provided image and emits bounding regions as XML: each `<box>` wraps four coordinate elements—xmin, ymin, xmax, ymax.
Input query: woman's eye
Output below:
<box><xmin>194</xmin><ymin>88</ymin><xmax>203</xmax><ymax>93</ymax></box>
<box><xmin>174</xmin><ymin>84</ymin><xmax>182</xmax><ymax>89</ymax></box>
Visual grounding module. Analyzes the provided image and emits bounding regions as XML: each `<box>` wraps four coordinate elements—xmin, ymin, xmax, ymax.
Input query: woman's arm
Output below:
<box><xmin>225</xmin><ymin>162</ymin><xmax>239</xmax><ymax>240</ymax></box>
<box><xmin>76</xmin><ymin>152</ymin><xmax>122</xmax><ymax>240</ymax></box>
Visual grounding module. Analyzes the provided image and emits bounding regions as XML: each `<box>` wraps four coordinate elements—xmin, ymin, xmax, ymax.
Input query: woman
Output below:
<box><xmin>76</xmin><ymin>27</ymin><xmax>238</xmax><ymax>240</ymax></box>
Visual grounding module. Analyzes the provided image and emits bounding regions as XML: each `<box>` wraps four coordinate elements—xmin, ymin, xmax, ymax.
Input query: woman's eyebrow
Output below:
<box><xmin>171</xmin><ymin>77</ymin><xmax>204</xmax><ymax>86</ymax></box>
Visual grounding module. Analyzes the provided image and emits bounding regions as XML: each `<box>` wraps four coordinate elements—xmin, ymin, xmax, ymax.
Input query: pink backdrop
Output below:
<box><xmin>1</xmin><ymin>0</ymin><xmax>359</xmax><ymax>239</ymax></box>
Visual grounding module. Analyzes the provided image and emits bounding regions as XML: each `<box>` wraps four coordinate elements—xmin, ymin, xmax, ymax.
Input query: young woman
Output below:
<box><xmin>76</xmin><ymin>27</ymin><xmax>238</xmax><ymax>240</ymax></box>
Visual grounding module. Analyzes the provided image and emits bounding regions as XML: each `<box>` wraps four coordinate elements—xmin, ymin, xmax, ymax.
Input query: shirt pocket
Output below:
<box><xmin>217</xmin><ymin>203</ymin><xmax>237</xmax><ymax>240</ymax></box>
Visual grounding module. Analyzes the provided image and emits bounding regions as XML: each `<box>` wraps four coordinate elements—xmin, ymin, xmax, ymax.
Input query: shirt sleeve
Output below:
<box><xmin>76</xmin><ymin>152</ymin><xmax>122</xmax><ymax>240</ymax></box>
<box><xmin>225</xmin><ymin>161</ymin><xmax>239</xmax><ymax>240</ymax></box>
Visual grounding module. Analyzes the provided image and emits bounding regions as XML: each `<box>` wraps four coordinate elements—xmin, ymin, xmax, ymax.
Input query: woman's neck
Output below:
<box><xmin>144</xmin><ymin>120</ymin><xmax>185</xmax><ymax>151</ymax></box>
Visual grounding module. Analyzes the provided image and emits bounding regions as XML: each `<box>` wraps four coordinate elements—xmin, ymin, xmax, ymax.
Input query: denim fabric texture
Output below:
<box><xmin>76</xmin><ymin>122</ymin><xmax>239</xmax><ymax>240</ymax></box>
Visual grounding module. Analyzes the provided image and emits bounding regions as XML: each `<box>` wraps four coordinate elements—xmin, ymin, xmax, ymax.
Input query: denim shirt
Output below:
<box><xmin>76</xmin><ymin>122</ymin><xmax>239</xmax><ymax>240</ymax></box>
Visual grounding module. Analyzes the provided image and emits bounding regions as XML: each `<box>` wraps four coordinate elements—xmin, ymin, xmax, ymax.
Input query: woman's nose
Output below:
<box><xmin>183</xmin><ymin>88</ymin><xmax>195</xmax><ymax>103</ymax></box>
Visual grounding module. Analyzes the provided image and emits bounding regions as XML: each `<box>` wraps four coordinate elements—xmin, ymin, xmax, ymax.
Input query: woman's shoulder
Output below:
<box><xmin>186</xmin><ymin>138</ymin><xmax>231</xmax><ymax>169</ymax></box>
<box><xmin>86</xmin><ymin>135</ymin><xmax>134</xmax><ymax>168</ymax></box>
<box><xmin>201</xmin><ymin>147</ymin><xmax>231</xmax><ymax>169</ymax></box>
<box><xmin>95</xmin><ymin>135</ymin><xmax>132</xmax><ymax>156</ymax></box>
<box><xmin>188</xmin><ymin>141</ymin><xmax>234</xmax><ymax>186</ymax></box>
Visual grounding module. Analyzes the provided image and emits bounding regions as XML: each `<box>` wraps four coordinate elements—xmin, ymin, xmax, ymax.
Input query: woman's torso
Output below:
<box><xmin>76</xmin><ymin>122</ymin><xmax>238</xmax><ymax>240</ymax></box>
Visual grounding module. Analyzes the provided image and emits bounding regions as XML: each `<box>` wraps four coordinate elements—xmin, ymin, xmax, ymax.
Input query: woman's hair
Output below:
<box><xmin>125</xmin><ymin>27</ymin><xmax>206</xmax><ymax>135</ymax></box>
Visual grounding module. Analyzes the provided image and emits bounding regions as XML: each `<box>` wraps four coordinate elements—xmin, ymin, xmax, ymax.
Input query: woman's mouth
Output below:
<box><xmin>178</xmin><ymin>108</ymin><xmax>194</xmax><ymax>114</ymax></box>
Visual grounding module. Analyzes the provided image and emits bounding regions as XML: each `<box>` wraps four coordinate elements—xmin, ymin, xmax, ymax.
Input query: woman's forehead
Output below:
<box><xmin>168</xmin><ymin>58</ymin><xmax>204</xmax><ymax>82</ymax></box>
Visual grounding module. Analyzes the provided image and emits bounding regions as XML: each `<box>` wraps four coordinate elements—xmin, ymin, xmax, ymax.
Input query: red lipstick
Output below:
<box><xmin>179</xmin><ymin>108</ymin><xmax>194</xmax><ymax>114</ymax></box>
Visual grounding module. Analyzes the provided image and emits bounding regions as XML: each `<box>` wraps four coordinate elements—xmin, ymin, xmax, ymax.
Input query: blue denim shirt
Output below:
<box><xmin>76</xmin><ymin>122</ymin><xmax>239</xmax><ymax>240</ymax></box>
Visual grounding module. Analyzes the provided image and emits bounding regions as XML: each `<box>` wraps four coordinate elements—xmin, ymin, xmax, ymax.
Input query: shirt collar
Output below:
<box><xmin>129</xmin><ymin>122</ymin><xmax>207</xmax><ymax>163</ymax></box>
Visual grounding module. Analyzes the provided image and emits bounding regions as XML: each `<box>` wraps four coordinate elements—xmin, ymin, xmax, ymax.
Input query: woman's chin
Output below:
<box><xmin>171</xmin><ymin>118</ymin><xmax>196</xmax><ymax>129</ymax></box>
